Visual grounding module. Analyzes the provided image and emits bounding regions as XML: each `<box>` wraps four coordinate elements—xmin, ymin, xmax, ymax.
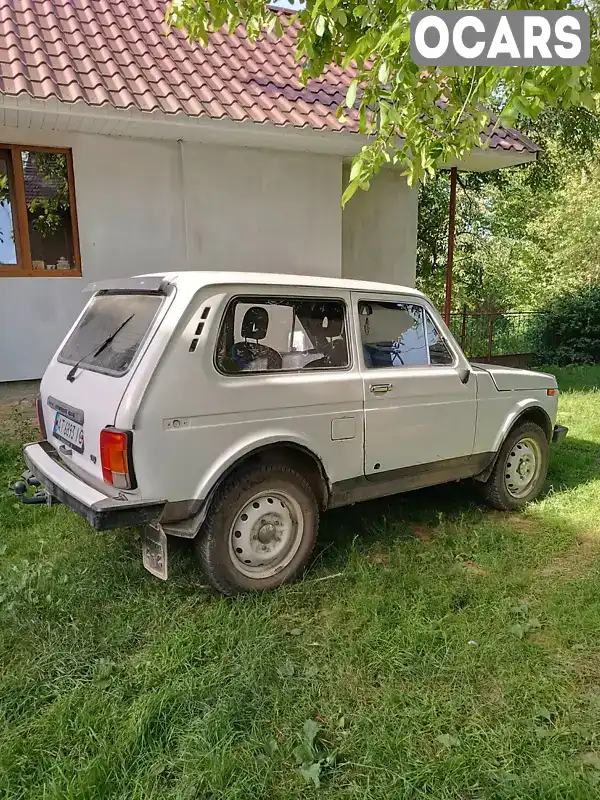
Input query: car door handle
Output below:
<box><xmin>369</xmin><ymin>383</ymin><xmax>393</xmax><ymax>394</ymax></box>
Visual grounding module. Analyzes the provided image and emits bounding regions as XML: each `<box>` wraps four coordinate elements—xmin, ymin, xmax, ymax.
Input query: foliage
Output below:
<box><xmin>0</xmin><ymin>152</ymin><xmax>69</xmax><ymax>246</ymax></box>
<box><xmin>167</xmin><ymin>0</ymin><xmax>600</xmax><ymax>203</ymax></box>
<box><xmin>24</xmin><ymin>152</ymin><xmax>70</xmax><ymax>239</ymax></box>
<box><xmin>530</xmin><ymin>284</ymin><xmax>600</xmax><ymax>365</ymax></box>
<box><xmin>534</xmin><ymin>164</ymin><xmax>600</xmax><ymax>292</ymax></box>
<box><xmin>417</xmin><ymin>106</ymin><xmax>600</xmax><ymax>312</ymax></box>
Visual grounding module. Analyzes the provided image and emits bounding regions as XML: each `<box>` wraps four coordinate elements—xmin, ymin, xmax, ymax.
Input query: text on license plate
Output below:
<box><xmin>53</xmin><ymin>413</ymin><xmax>84</xmax><ymax>452</ymax></box>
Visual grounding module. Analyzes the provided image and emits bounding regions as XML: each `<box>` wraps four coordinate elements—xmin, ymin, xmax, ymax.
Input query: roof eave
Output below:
<box><xmin>0</xmin><ymin>95</ymin><xmax>537</xmax><ymax>169</ymax></box>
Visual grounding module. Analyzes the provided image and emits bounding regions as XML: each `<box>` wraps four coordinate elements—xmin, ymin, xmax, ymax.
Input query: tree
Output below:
<box><xmin>417</xmin><ymin>105</ymin><xmax>600</xmax><ymax>311</ymax></box>
<box><xmin>167</xmin><ymin>1</ymin><xmax>600</xmax><ymax>203</ymax></box>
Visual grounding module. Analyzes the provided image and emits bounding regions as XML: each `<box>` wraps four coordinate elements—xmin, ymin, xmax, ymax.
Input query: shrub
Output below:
<box><xmin>531</xmin><ymin>284</ymin><xmax>600</xmax><ymax>366</ymax></box>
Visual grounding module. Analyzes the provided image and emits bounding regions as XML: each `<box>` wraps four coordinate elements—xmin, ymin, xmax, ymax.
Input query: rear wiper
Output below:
<box><xmin>66</xmin><ymin>314</ymin><xmax>135</xmax><ymax>383</ymax></box>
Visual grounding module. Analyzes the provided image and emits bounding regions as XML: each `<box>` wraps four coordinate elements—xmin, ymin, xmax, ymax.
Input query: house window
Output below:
<box><xmin>216</xmin><ymin>297</ymin><xmax>349</xmax><ymax>373</ymax></box>
<box><xmin>0</xmin><ymin>145</ymin><xmax>80</xmax><ymax>276</ymax></box>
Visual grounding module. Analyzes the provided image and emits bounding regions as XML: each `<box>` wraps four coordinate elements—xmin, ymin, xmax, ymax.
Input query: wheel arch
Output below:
<box><xmin>474</xmin><ymin>403</ymin><xmax>552</xmax><ymax>483</ymax></box>
<box><xmin>198</xmin><ymin>437</ymin><xmax>331</xmax><ymax>512</ymax></box>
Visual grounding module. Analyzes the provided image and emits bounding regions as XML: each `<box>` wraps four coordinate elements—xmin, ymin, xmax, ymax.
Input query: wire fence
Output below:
<box><xmin>448</xmin><ymin>310</ymin><xmax>543</xmax><ymax>360</ymax></box>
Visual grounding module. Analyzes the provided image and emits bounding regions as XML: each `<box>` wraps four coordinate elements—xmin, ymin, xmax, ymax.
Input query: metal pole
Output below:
<box><xmin>460</xmin><ymin>304</ymin><xmax>467</xmax><ymax>349</ymax></box>
<box><xmin>444</xmin><ymin>167</ymin><xmax>457</xmax><ymax>325</ymax></box>
<box><xmin>487</xmin><ymin>312</ymin><xmax>495</xmax><ymax>360</ymax></box>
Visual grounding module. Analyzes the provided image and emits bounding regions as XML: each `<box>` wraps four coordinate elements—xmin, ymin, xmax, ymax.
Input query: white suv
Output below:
<box><xmin>22</xmin><ymin>272</ymin><xmax>567</xmax><ymax>594</ymax></box>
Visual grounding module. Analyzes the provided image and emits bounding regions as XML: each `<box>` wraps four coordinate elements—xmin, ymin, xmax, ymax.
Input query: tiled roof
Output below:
<box><xmin>0</xmin><ymin>0</ymin><xmax>539</xmax><ymax>154</ymax></box>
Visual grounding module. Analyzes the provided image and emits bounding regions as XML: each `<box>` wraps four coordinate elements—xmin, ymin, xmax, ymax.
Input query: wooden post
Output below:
<box><xmin>444</xmin><ymin>167</ymin><xmax>457</xmax><ymax>325</ymax></box>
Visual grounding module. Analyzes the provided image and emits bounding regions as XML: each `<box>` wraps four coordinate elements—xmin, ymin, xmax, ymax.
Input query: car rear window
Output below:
<box><xmin>58</xmin><ymin>292</ymin><xmax>163</xmax><ymax>376</ymax></box>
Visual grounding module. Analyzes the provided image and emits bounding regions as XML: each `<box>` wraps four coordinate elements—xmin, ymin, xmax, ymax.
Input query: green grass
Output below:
<box><xmin>2</xmin><ymin>366</ymin><xmax>600</xmax><ymax>799</ymax></box>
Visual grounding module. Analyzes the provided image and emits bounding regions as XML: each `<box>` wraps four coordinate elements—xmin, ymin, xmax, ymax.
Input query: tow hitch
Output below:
<box><xmin>12</xmin><ymin>470</ymin><xmax>58</xmax><ymax>506</ymax></box>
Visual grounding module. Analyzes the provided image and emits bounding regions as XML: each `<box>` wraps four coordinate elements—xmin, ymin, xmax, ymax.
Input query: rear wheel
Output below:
<box><xmin>482</xmin><ymin>421</ymin><xmax>549</xmax><ymax>511</ymax></box>
<box><xmin>196</xmin><ymin>463</ymin><xmax>319</xmax><ymax>595</ymax></box>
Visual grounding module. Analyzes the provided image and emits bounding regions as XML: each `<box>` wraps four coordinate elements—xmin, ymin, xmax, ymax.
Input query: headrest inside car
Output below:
<box><xmin>240</xmin><ymin>306</ymin><xmax>269</xmax><ymax>340</ymax></box>
<box><xmin>321</xmin><ymin>313</ymin><xmax>343</xmax><ymax>338</ymax></box>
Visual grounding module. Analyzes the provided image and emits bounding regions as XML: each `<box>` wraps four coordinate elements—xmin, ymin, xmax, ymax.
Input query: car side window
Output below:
<box><xmin>425</xmin><ymin>312</ymin><xmax>455</xmax><ymax>366</ymax></box>
<box><xmin>359</xmin><ymin>301</ymin><xmax>429</xmax><ymax>368</ymax></box>
<box><xmin>215</xmin><ymin>296</ymin><xmax>349</xmax><ymax>373</ymax></box>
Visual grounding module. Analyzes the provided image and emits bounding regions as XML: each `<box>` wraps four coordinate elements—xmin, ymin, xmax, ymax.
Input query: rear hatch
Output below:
<box><xmin>39</xmin><ymin>286</ymin><xmax>169</xmax><ymax>493</ymax></box>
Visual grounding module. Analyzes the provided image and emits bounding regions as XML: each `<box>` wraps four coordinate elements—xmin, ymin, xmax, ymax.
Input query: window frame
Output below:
<box><xmin>357</xmin><ymin>296</ymin><xmax>459</xmax><ymax>371</ymax></box>
<box><xmin>424</xmin><ymin>309</ymin><xmax>457</xmax><ymax>368</ymax></box>
<box><xmin>213</xmin><ymin>294</ymin><xmax>353</xmax><ymax>376</ymax></box>
<box><xmin>0</xmin><ymin>143</ymin><xmax>81</xmax><ymax>278</ymax></box>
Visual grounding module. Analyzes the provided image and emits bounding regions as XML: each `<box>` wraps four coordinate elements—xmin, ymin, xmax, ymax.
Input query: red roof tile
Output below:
<box><xmin>0</xmin><ymin>0</ymin><xmax>539</xmax><ymax>154</ymax></box>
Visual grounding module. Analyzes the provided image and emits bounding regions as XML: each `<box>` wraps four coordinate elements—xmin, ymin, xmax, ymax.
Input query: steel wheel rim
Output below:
<box><xmin>504</xmin><ymin>436</ymin><xmax>543</xmax><ymax>499</ymax></box>
<box><xmin>228</xmin><ymin>489</ymin><xmax>304</xmax><ymax>579</ymax></box>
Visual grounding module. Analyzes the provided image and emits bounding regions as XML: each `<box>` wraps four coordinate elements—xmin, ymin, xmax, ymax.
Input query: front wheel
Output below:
<box><xmin>196</xmin><ymin>463</ymin><xmax>319</xmax><ymax>595</ymax></box>
<box><xmin>481</xmin><ymin>421</ymin><xmax>549</xmax><ymax>511</ymax></box>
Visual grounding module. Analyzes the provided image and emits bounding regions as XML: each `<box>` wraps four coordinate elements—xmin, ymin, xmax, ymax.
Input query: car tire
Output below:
<box><xmin>196</xmin><ymin>463</ymin><xmax>319</xmax><ymax>596</ymax></box>
<box><xmin>481</xmin><ymin>421</ymin><xmax>549</xmax><ymax>511</ymax></box>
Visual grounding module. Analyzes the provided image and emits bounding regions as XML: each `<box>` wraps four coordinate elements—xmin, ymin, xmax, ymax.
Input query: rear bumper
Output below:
<box><xmin>552</xmin><ymin>425</ymin><xmax>568</xmax><ymax>443</ymax></box>
<box><xmin>23</xmin><ymin>441</ymin><xmax>166</xmax><ymax>531</ymax></box>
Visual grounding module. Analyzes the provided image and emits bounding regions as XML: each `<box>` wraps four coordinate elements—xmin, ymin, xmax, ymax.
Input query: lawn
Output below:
<box><xmin>1</xmin><ymin>366</ymin><xmax>600</xmax><ymax>799</ymax></box>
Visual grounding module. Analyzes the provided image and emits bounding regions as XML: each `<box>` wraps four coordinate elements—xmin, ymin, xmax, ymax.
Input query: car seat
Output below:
<box><xmin>304</xmin><ymin>307</ymin><xmax>347</xmax><ymax>368</ymax></box>
<box><xmin>232</xmin><ymin>306</ymin><xmax>283</xmax><ymax>371</ymax></box>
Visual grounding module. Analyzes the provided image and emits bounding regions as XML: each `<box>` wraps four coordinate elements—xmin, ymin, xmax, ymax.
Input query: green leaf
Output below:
<box><xmin>332</xmin><ymin>8</ymin><xmax>347</xmax><ymax>25</ymax></box>
<box><xmin>299</xmin><ymin>761</ymin><xmax>322</xmax><ymax>788</ymax></box>
<box><xmin>581</xmin><ymin>752</ymin><xmax>600</xmax><ymax>770</ymax></box>
<box><xmin>509</xmin><ymin>623</ymin><xmax>525</xmax><ymax>639</ymax></box>
<box><xmin>378</xmin><ymin>62</ymin><xmax>389</xmax><ymax>85</ymax></box>
<box><xmin>293</xmin><ymin>742</ymin><xmax>314</xmax><ymax>766</ymax></box>
<box><xmin>315</xmin><ymin>15</ymin><xmax>325</xmax><ymax>37</ymax></box>
<box><xmin>346</xmin><ymin>79</ymin><xmax>358</xmax><ymax>109</ymax></box>
<box><xmin>277</xmin><ymin>660</ymin><xmax>295</xmax><ymax>677</ymax></box>
<box><xmin>435</xmin><ymin>733</ymin><xmax>460</xmax><ymax>748</ymax></box>
<box><xmin>265</xmin><ymin>737</ymin><xmax>278</xmax><ymax>756</ymax></box>
<box><xmin>303</xmin><ymin>719</ymin><xmax>321</xmax><ymax>747</ymax></box>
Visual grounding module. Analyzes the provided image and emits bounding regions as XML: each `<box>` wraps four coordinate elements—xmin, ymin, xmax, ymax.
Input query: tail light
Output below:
<box><xmin>100</xmin><ymin>428</ymin><xmax>137</xmax><ymax>489</ymax></box>
<box><xmin>35</xmin><ymin>395</ymin><xmax>47</xmax><ymax>439</ymax></box>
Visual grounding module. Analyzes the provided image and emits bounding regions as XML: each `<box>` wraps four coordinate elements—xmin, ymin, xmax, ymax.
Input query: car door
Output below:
<box><xmin>353</xmin><ymin>292</ymin><xmax>477</xmax><ymax>477</ymax></box>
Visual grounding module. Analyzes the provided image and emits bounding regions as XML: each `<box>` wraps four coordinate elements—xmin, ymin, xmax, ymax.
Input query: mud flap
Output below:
<box><xmin>142</xmin><ymin>523</ymin><xmax>168</xmax><ymax>580</ymax></box>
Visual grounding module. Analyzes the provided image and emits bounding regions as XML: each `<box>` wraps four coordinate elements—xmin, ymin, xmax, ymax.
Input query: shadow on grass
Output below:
<box><xmin>315</xmin><ymin>434</ymin><xmax>599</xmax><ymax>570</ymax></box>
<box><xmin>548</xmin><ymin>436</ymin><xmax>600</xmax><ymax>492</ymax></box>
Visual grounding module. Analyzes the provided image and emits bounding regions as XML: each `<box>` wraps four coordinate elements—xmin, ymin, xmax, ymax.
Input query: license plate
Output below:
<box><xmin>142</xmin><ymin>524</ymin><xmax>168</xmax><ymax>580</ymax></box>
<box><xmin>53</xmin><ymin>412</ymin><xmax>84</xmax><ymax>453</ymax></box>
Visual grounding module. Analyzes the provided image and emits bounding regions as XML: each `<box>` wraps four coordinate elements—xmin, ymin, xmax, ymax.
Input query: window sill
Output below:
<box><xmin>0</xmin><ymin>269</ymin><xmax>82</xmax><ymax>278</ymax></box>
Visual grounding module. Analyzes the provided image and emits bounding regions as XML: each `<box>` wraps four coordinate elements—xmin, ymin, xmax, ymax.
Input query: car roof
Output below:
<box><xmin>142</xmin><ymin>271</ymin><xmax>425</xmax><ymax>297</ymax></box>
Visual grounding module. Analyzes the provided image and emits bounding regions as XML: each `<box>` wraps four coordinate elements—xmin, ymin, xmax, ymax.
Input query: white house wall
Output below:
<box><xmin>342</xmin><ymin>165</ymin><xmax>418</xmax><ymax>288</ymax></box>
<box><xmin>180</xmin><ymin>142</ymin><xmax>343</xmax><ymax>276</ymax></box>
<box><xmin>0</xmin><ymin>129</ymin><xmax>349</xmax><ymax>381</ymax></box>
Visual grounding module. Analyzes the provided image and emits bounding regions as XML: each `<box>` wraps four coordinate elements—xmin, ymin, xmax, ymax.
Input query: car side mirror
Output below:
<box><xmin>458</xmin><ymin>366</ymin><xmax>471</xmax><ymax>385</ymax></box>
